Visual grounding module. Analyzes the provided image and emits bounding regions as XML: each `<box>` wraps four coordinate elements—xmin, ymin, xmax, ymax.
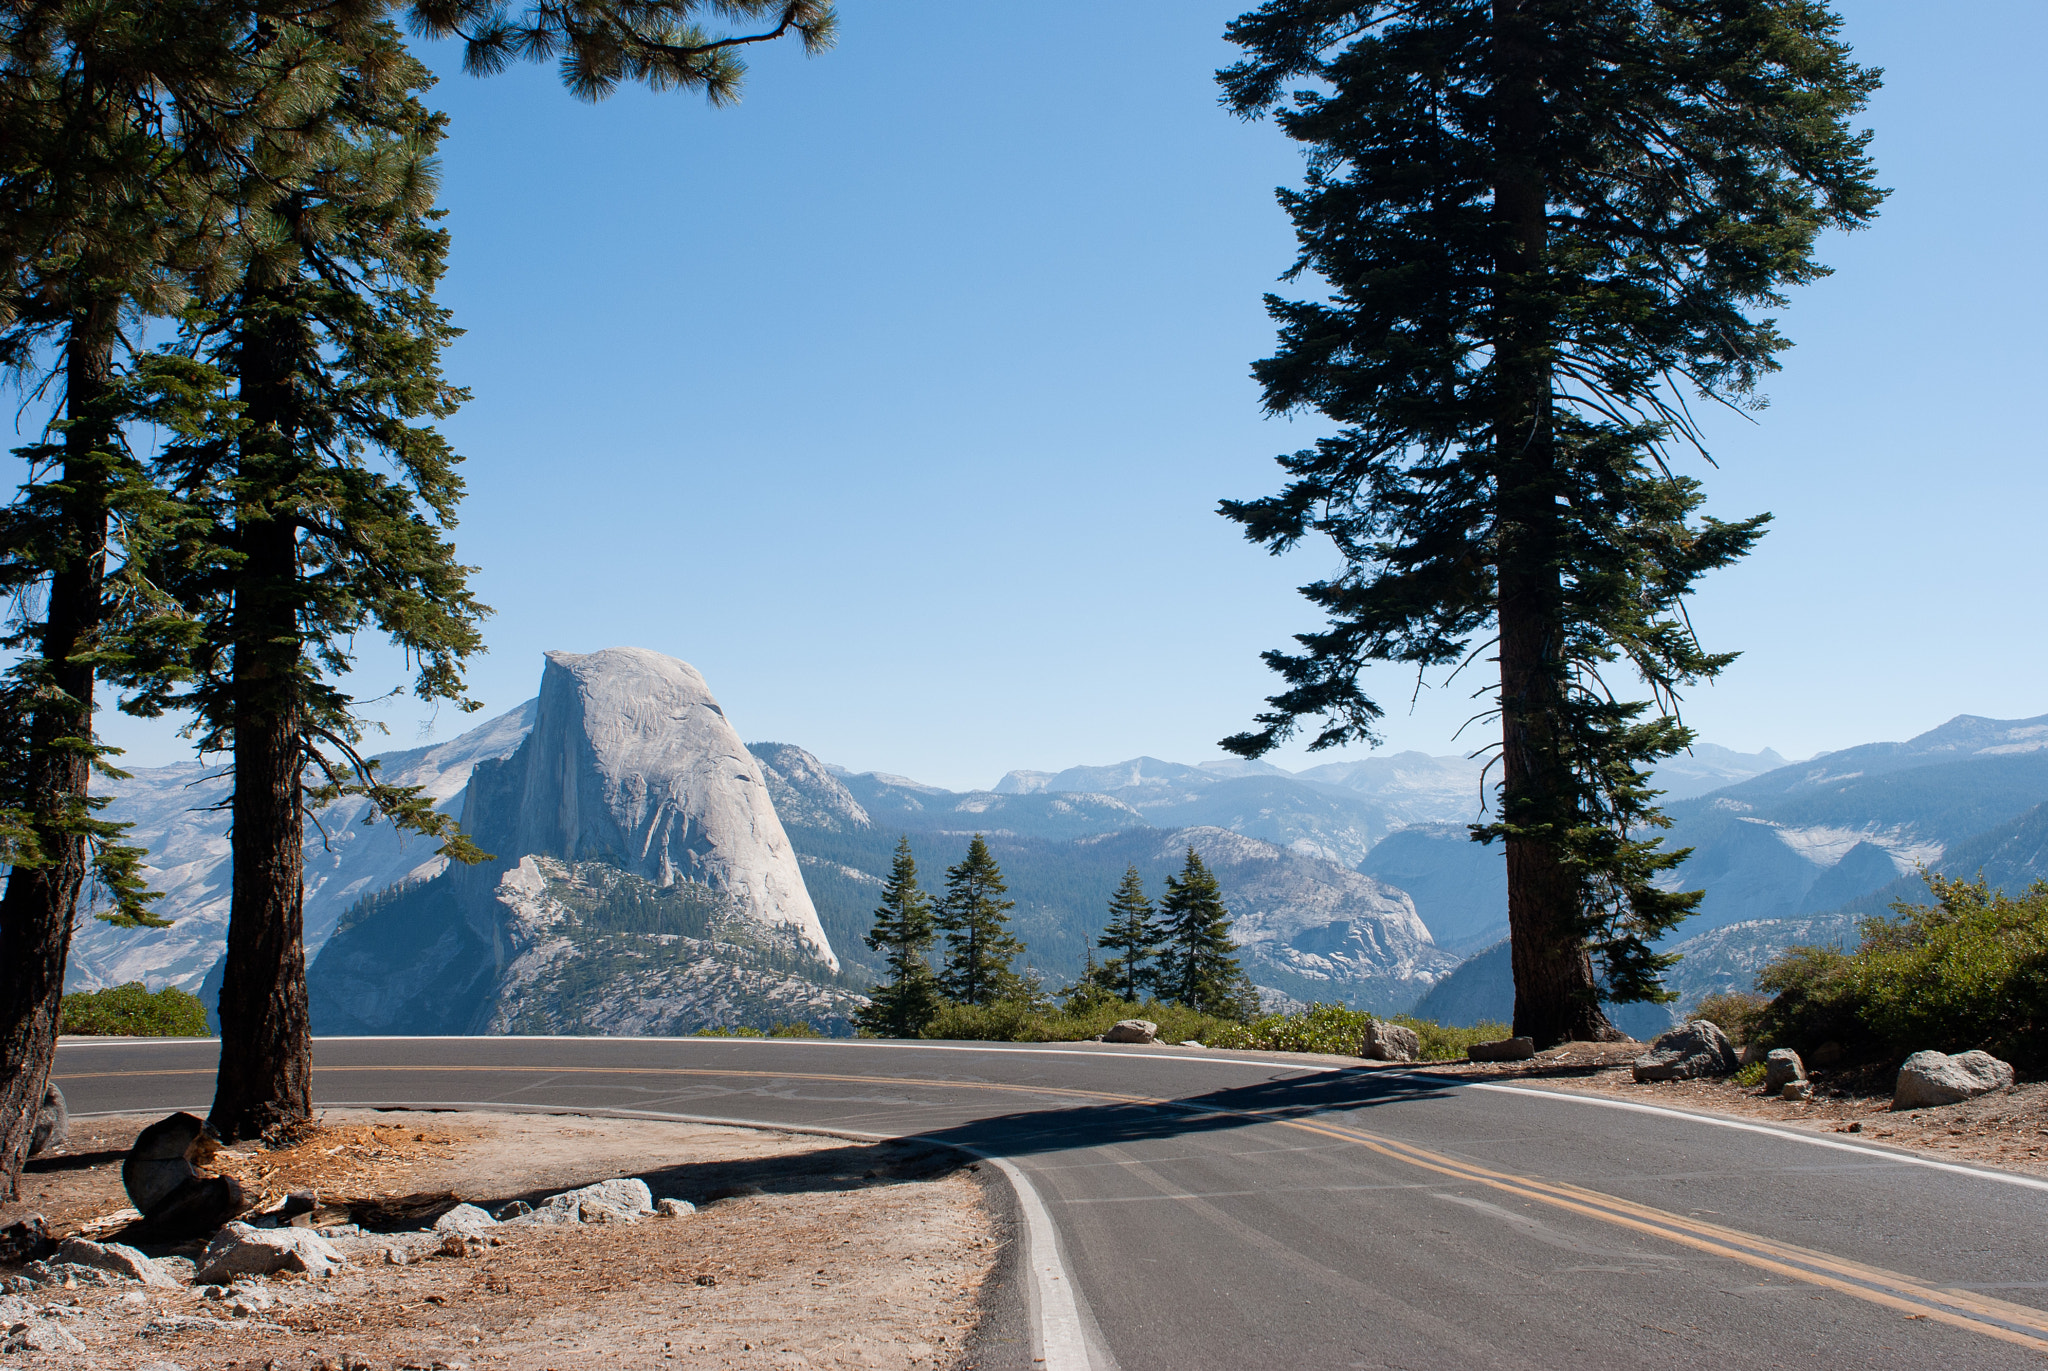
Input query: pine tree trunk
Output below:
<box><xmin>1492</xmin><ymin>0</ymin><xmax>1614</xmax><ymax>1048</ymax></box>
<box><xmin>0</xmin><ymin>315</ymin><xmax>115</xmax><ymax>1198</ymax></box>
<box><xmin>209</xmin><ymin>301</ymin><xmax>313</xmax><ymax>1141</ymax></box>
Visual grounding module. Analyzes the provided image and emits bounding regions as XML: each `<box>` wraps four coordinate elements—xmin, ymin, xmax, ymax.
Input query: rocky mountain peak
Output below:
<box><xmin>462</xmin><ymin>647</ymin><xmax>837</xmax><ymax>969</ymax></box>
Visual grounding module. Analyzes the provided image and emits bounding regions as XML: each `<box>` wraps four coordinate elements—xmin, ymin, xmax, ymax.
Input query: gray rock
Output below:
<box><xmin>28</xmin><ymin>1083</ymin><xmax>67</xmax><ymax>1157</ymax></box>
<box><xmin>0</xmin><ymin>1316</ymin><xmax>83</xmax><ymax>1354</ymax></box>
<box><xmin>122</xmin><ymin>1112</ymin><xmax>246</xmax><ymax>1240</ymax></box>
<box><xmin>1179</xmin><ymin>1040</ymin><xmax>1205</xmax><ymax>1048</ymax></box>
<box><xmin>464</xmin><ymin>648</ymin><xmax>837</xmax><ymax>967</ymax></box>
<box><xmin>1781</xmin><ymin>1079</ymin><xmax>1814</xmax><ymax>1101</ymax></box>
<box><xmin>494</xmin><ymin>1200</ymin><xmax>534</xmax><ymax>1220</ymax></box>
<box><xmin>505</xmin><ymin>1177</ymin><xmax>655</xmax><ymax>1226</ymax></box>
<box><xmin>195</xmin><ymin>1223</ymin><xmax>345</xmax><ymax>1282</ymax></box>
<box><xmin>655</xmin><ymin>1198</ymin><xmax>696</xmax><ymax>1218</ymax></box>
<box><xmin>1764</xmin><ymin>1048</ymin><xmax>1806</xmax><ymax>1093</ymax></box>
<box><xmin>1360</xmin><ymin>1020</ymin><xmax>1421</xmax><ymax>1062</ymax></box>
<box><xmin>55</xmin><ymin>1236</ymin><xmax>178</xmax><ymax>1289</ymax></box>
<box><xmin>136</xmin><ymin>1362</ymin><xmax>190</xmax><ymax>1371</ymax></box>
<box><xmin>1893</xmin><ymin>1050</ymin><xmax>2015</xmax><ymax>1110</ymax></box>
<box><xmin>433</xmin><ymin>1203</ymin><xmax>499</xmax><ymax>1234</ymax></box>
<box><xmin>1103</xmin><ymin>1019</ymin><xmax>1158</xmax><ymax>1045</ymax></box>
<box><xmin>1631</xmin><ymin>1020</ymin><xmax>1740</xmax><ymax>1082</ymax></box>
<box><xmin>1468</xmin><ymin>1037</ymin><xmax>1536</xmax><ymax>1062</ymax></box>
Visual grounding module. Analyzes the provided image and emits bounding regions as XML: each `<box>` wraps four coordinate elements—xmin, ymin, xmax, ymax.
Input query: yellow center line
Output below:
<box><xmin>59</xmin><ymin>1059</ymin><xmax>2047</xmax><ymax>1349</ymax></box>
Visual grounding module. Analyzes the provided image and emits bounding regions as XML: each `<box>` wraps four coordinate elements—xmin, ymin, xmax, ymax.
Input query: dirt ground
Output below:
<box><xmin>1</xmin><ymin>1110</ymin><xmax>998</xmax><ymax>1370</ymax></box>
<box><xmin>1412</xmin><ymin>1040</ymin><xmax>2048</xmax><ymax>1178</ymax></box>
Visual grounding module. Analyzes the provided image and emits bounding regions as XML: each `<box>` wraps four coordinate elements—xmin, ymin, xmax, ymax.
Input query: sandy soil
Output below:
<box><xmin>1410</xmin><ymin>1040</ymin><xmax>2048</xmax><ymax>1178</ymax></box>
<box><xmin>2</xmin><ymin>1110</ymin><xmax>997</xmax><ymax>1370</ymax></box>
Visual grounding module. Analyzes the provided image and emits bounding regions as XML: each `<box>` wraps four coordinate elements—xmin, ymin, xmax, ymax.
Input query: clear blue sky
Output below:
<box><xmin>92</xmin><ymin>0</ymin><xmax>2048</xmax><ymax>790</ymax></box>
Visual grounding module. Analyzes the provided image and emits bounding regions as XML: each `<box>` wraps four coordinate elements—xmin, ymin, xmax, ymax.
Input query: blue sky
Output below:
<box><xmin>90</xmin><ymin>0</ymin><xmax>2048</xmax><ymax>790</ymax></box>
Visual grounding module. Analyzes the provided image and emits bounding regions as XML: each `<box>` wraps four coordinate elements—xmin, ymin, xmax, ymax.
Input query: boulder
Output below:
<box><xmin>655</xmin><ymin>1198</ymin><xmax>696</xmax><ymax>1218</ymax></box>
<box><xmin>1468</xmin><ymin>1037</ymin><xmax>1536</xmax><ymax>1063</ymax></box>
<box><xmin>1360</xmin><ymin>1020</ymin><xmax>1421</xmax><ymax>1063</ymax></box>
<box><xmin>505</xmin><ymin>1177</ymin><xmax>655</xmax><ymax>1226</ymax></box>
<box><xmin>1103</xmin><ymin>1019</ymin><xmax>1158</xmax><ymax>1045</ymax></box>
<box><xmin>123</xmin><ymin>1112</ymin><xmax>246</xmax><ymax>1240</ymax></box>
<box><xmin>1179</xmin><ymin>1040</ymin><xmax>1205</xmax><ymax>1049</ymax></box>
<box><xmin>432</xmin><ymin>1203</ymin><xmax>499</xmax><ymax>1235</ymax></box>
<box><xmin>1892</xmin><ymin>1050</ymin><xmax>2015</xmax><ymax>1110</ymax></box>
<box><xmin>56</xmin><ymin>1236</ymin><xmax>178</xmax><ymax>1289</ymax></box>
<box><xmin>1781</xmin><ymin>1079</ymin><xmax>1814</xmax><ymax>1101</ymax></box>
<box><xmin>0</xmin><ymin>1316</ymin><xmax>83</xmax><ymax>1355</ymax></box>
<box><xmin>1763</xmin><ymin>1048</ymin><xmax>1806</xmax><ymax>1093</ymax></box>
<box><xmin>28</xmin><ymin>1084</ymin><xmax>67</xmax><ymax>1157</ymax></box>
<box><xmin>1631</xmin><ymin>1020</ymin><xmax>1739</xmax><ymax>1082</ymax></box>
<box><xmin>195</xmin><ymin>1223</ymin><xmax>345</xmax><ymax>1282</ymax></box>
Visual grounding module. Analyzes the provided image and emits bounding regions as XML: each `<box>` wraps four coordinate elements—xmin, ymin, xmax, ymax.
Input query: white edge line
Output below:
<box><xmin>971</xmin><ymin>1153</ymin><xmax>1096</xmax><ymax>1371</ymax></box>
<box><xmin>1460</xmin><ymin>1080</ymin><xmax>2048</xmax><ymax>1194</ymax></box>
<box><xmin>62</xmin><ymin>1099</ymin><xmax>1102</xmax><ymax>1369</ymax></box>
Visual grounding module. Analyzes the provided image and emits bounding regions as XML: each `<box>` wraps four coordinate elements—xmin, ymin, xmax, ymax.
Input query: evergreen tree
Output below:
<box><xmin>1095</xmin><ymin>865</ymin><xmax>1163</xmax><ymax>1002</ymax></box>
<box><xmin>0</xmin><ymin>0</ymin><xmax>261</xmax><ymax>1197</ymax></box>
<box><xmin>1157</xmin><ymin>848</ymin><xmax>1245</xmax><ymax>1016</ymax></box>
<box><xmin>854</xmin><ymin>837</ymin><xmax>942</xmax><ymax>1038</ymax></box>
<box><xmin>934</xmin><ymin>834</ymin><xmax>1026</xmax><ymax>1008</ymax></box>
<box><xmin>1217</xmin><ymin>0</ymin><xmax>1884</xmax><ymax>1045</ymax></box>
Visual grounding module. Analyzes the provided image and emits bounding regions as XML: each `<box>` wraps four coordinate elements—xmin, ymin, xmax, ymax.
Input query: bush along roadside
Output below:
<box><xmin>61</xmin><ymin>982</ymin><xmax>209</xmax><ymax>1036</ymax></box>
<box><xmin>1749</xmin><ymin>875</ymin><xmax>2047</xmax><ymax>1075</ymax></box>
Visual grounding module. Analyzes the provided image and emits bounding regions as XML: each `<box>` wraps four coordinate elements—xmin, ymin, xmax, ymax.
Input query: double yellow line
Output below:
<box><xmin>60</xmin><ymin>1060</ymin><xmax>2048</xmax><ymax>1350</ymax></box>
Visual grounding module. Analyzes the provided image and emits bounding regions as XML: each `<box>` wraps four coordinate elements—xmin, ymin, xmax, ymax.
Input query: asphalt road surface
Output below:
<box><xmin>51</xmin><ymin>1035</ymin><xmax>2048</xmax><ymax>1370</ymax></box>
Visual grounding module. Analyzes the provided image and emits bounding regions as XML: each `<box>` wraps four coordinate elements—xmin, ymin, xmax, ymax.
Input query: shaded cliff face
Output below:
<box><xmin>463</xmin><ymin>648</ymin><xmax>836</xmax><ymax>969</ymax></box>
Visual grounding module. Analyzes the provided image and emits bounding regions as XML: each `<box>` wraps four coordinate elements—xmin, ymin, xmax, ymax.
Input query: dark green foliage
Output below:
<box><xmin>855</xmin><ymin>837</ymin><xmax>943</xmax><ymax>1038</ymax></box>
<box><xmin>1094</xmin><ymin>865</ymin><xmax>1164</xmax><ymax>1002</ymax></box>
<box><xmin>61</xmin><ymin>982</ymin><xmax>208</xmax><ymax>1037</ymax></box>
<box><xmin>1693</xmin><ymin>990</ymin><xmax>1769</xmax><ymax>1046</ymax></box>
<box><xmin>934</xmin><ymin>835</ymin><xmax>1028</xmax><ymax>1008</ymax></box>
<box><xmin>1216</xmin><ymin>0</ymin><xmax>1884</xmax><ymax>1043</ymax></box>
<box><xmin>1753</xmin><ymin>876</ymin><xmax>2048</xmax><ymax>1073</ymax></box>
<box><xmin>1157</xmin><ymin>848</ymin><xmax>1251</xmax><ymax>1017</ymax></box>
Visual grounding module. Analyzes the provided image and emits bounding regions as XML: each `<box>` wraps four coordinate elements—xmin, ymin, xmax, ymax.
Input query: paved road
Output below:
<box><xmin>51</xmin><ymin>1035</ymin><xmax>2048</xmax><ymax>1370</ymax></box>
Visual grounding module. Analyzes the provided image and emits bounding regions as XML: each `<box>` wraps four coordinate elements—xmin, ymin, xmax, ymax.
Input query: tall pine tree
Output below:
<box><xmin>1095</xmin><ymin>865</ymin><xmax>1163</xmax><ymax>1002</ymax></box>
<box><xmin>1157</xmin><ymin>848</ymin><xmax>1245</xmax><ymax>1016</ymax></box>
<box><xmin>1217</xmin><ymin>0</ymin><xmax>1883</xmax><ymax>1044</ymax></box>
<box><xmin>934</xmin><ymin>835</ymin><xmax>1026</xmax><ymax>1008</ymax></box>
<box><xmin>0</xmin><ymin>0</ymin><xmax>263</xmax><ymax>1196</ymax></box>
<box><xmin>855</xmin><ymin>837</ymin><xmax>942</xmax><ymax>1038</ymax></box>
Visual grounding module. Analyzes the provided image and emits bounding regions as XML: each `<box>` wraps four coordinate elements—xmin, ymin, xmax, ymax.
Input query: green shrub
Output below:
<box><xmin>1732</xmin><ymin>1061</ymin><xmax>1767</xmax><ymax>1088</ymax></box>
<box><xmin>919</xmin><ymin>998</ymin><xmax>1239</xmax><ymax>1045</ymax></box>
<box><xmin>60</xmin><ymin>982</ymin><xmax>208</xmax><ymax>1037</ymax></box>
<box><xmin>768</xmin><ymin>1020</ymin><xmax>821</xmax><ymax>1038</ymax></box>
<box><xmin>1693</xmin><ymin>991</ymin><xmax>1769</xmax><ymax>1045</ymax></box>
<box><xmin>690</xmin><ymin>1025</ymin><xmax>766</xmax><ymax>1038</ymax></box>
<box><xmin>1751</xmin><ymin>875</ymin><xmax>2048</xmax><ymax>1072</ymax></box>
<box><xmin>1210</xmin><ymin>1003</ymin><xmax>1375</xmax><ymax>1054</ymax></box>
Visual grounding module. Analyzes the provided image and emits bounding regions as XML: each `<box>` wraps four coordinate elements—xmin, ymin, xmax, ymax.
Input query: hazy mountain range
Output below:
<box><xmin>69</xmin><ymin>652</ymin><xmax>2048</xmax><ymax>1037</ymax></box>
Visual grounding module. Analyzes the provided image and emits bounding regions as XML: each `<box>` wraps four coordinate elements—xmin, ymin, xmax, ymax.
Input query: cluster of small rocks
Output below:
<box><xmin>1615</xmin><ymin>1020</ymin><xmax>2019</xmax><ymax>1115</ymax></box>
<box><xmin>1</xmin><ymin>1110</ymin><xmax>704</xmax><ymax>1363</ymax></box>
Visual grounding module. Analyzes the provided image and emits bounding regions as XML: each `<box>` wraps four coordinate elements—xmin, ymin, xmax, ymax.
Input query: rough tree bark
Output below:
<box><xmin>0</xmin><ymin>310</ymin><xmax>116</xmax><ymax>1198</ymax></box>
<box><xmin>208</xmin><ymin>298</ymin><xmax>313</xmax><ymax>1141</ymax></box>
<box><xmin>1491</xmin><ymin>0</ymin><xmax>1616</xmax><ymax>1047</ymax></box>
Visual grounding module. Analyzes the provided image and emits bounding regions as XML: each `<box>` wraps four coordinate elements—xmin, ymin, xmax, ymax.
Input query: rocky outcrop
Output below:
<box><xmin>1893</xmin><ymin>1050</ymin><xmax>2014</xmax><ymax>1109</ymax></box>
<box><xmin>1631</xmin><ymin>1021</ymin><xmax>1739</xmax><ymax>1082</ymax></box>
<box><xmin>464</xmin><ymin>649</ymin><xmax>834</xmax><ymax>968</ymax></box>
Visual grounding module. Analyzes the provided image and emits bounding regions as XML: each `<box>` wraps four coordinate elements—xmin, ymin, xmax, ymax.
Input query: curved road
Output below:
<box><xmin>52</xmin><ymin>1035</ymin><xmax>2048</xmax><ymax>1370</ymax></box>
